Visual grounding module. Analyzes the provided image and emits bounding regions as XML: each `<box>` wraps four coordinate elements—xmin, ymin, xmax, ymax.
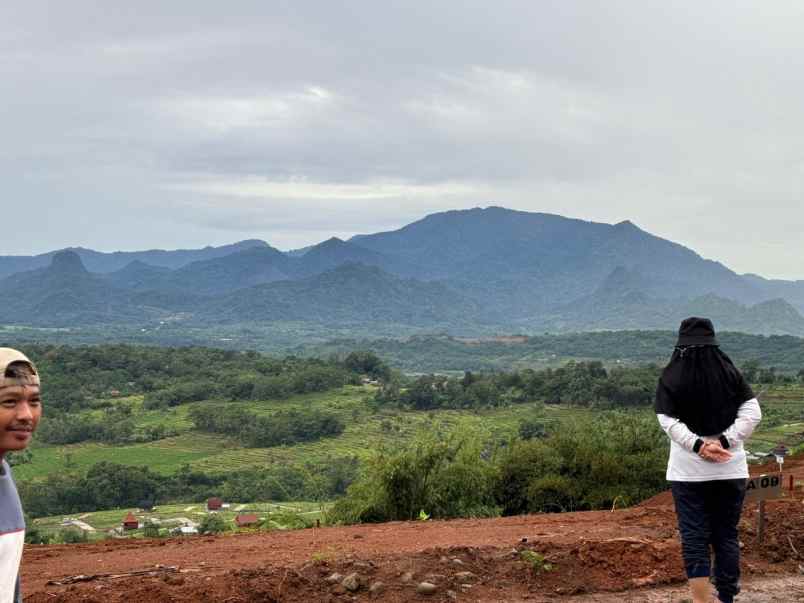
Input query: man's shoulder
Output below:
<box><xmin>0</xmin><ymin>459</ymin><xmax>25</xmax><ymax>532</ymax></box>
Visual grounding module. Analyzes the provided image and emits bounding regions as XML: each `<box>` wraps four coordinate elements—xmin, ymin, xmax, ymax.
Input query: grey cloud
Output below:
<box><xmin>2</xmin><ymin>2</ymin><xmax>804</xmax><ymax>277</ymax></box>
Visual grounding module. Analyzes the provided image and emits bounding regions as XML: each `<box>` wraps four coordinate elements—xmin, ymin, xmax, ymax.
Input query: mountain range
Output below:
<box><xmin>2</xmin><ymin>206</ymin><xmax>804</xmax><ymax>335</ymax></box>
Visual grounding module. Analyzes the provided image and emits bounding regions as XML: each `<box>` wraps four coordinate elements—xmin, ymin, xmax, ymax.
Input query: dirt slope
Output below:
<box><xmin>20</xmin><ymin>458</ymin><xmax>804</xmax><ymax>602</ymax></box>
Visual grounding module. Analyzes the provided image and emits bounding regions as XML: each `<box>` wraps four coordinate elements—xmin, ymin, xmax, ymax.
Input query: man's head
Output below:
<box><xmin>0</xmin><ymin>348</ymin><xmax>41</xmax><ymax>457</ymax></box>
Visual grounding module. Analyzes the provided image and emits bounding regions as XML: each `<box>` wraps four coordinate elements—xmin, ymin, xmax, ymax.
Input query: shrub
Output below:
<box><xmin>518</xmin><ymin>419</ymin><xmax>547</xmax><ymax>440</ymax></box>
<box><xmin>198</xmin><ymin>513</ymin><xmax>226</xmax><ymax>535</ymax></box>
<box><xmin>142</xmin><ymin>521</ymin><xmax>161</xmax><ymax>538</ymax></box>
<box><xmin>24</xmin><ymin>524</ymin><xmax>52</xmax><ymax>545</ymax></box>
<box><xmin>58</xmin><ymin>528</ymin><xmax>88</xmax><ymax>544</ymax></box>
<box><xmin>495</xmin><ymin>412</ymin><xmax>667</xmax><ymax>514</ymax></box>
<box><xmin>328</xmin><ymin>424</ymin><xmax>499</xmax><ymax>524</ymax></box>
<box><xmin>520</xmin><ymin>550</ymin><xmax>554</xmax><ymax>574</ymax></box>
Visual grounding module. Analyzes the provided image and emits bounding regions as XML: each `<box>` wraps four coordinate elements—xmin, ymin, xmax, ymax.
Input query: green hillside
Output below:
<box><xmin>16</xmin><ymin>382</ymin><xmax>804</xmax><ymax>483</ymax></box>
<box><xmin>15</xmin><ymin>386</ymin><xmax>571</xmax><ymax>481</ymax></box>
<box><xmin>8</xmin><ymin>343</ymin><xmax>802</xmax><ymax>528</ymax></box>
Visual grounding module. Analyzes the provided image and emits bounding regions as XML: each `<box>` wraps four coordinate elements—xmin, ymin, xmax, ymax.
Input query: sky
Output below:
<box><xmin>2</xmin><ymin>1</ymin><xmax>804</xmax><ymax>278</ymax></box>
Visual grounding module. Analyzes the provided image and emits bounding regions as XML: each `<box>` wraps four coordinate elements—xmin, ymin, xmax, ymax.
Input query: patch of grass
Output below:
<box><xmin>15</xmin><ymin>434</ymin><xmax>224</xmax><ymax>480</ymax></box>
<box><xmin>311</xmin><ymin>545</ymin><xmax>339</xmax><ymax>563</ymax></box>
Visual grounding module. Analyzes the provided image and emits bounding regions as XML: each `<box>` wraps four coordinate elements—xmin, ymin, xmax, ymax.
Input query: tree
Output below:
<box><xmin>758</xmin><ymin>367</ymin><xmax>777</xmax><ymax>384</ymax></box>
<box><xmin>741</xmin><ymin>360</ymin><xmax>760</xmax><ymax>383</ymax></box>
<box><xmin>344</xmin><ymin>351</ymin><xmax>390</xmax><ymax>380</ymax></box>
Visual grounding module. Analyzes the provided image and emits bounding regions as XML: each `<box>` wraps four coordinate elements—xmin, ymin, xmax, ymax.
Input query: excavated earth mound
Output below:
<box><xmin>21</xmin><ymin>456</ymin><xmax>804</xmax><ymax>601</ymax></box>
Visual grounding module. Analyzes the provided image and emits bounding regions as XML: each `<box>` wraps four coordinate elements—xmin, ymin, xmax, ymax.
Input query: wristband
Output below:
<box><xmin>718</xmin><ymin>435</ymin><xmax>730</xmax><ymax>450</ymax></box>
<box><xmin>693</xmin><ymin>438</ymin><xmax>704</xmax><ymax>454</ymax></box>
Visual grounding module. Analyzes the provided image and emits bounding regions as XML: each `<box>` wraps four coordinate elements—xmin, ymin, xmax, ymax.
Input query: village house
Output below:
<box><xmin>207</xmin><ymin>497</ymin><xmax>223</xmax><ymax>511</ymax></box>
<box><xmin>122</xmin><ymin>512</ymin><xmax>139</xmax><ymax>531</ymax></box>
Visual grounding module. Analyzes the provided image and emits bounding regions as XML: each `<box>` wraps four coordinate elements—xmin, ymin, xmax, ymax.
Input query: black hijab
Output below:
<box><xmin>655</xmin><ymin>318</ymin><xmax>754</xmax><ymax>436</ymax></box>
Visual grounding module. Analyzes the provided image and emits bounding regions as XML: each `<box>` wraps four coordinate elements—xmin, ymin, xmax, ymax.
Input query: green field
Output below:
<box><xmin>31</xmin><ymin>499</ymin><xmax>329</xmax><ymax>541</ymax></box>
<box><xmin>16</xmin><ymin>385</ymin><xmax>586</xmax><ymax>481</ymax></box>
<box><xmin>747</xmin><ymin>384</ymin><xmax>804</xmax><ymax>452</ymax></box>
<box><xmin>15</xmin><ymin>383</ymin><xmax>803</xmax><ymax>485</ymax></box>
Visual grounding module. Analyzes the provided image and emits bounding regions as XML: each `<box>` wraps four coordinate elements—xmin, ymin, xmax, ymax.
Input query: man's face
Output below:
<box><xmin>0</xmin><ymin>384</ymin><xmax>41</xmax><ymax>453</ymax></box>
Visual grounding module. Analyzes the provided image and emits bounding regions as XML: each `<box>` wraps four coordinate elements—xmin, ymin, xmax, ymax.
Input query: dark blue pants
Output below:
<box><xmin>670</xmin><ymin>479</ymin><xmax>746</xmax><ymax>603</ymax></box>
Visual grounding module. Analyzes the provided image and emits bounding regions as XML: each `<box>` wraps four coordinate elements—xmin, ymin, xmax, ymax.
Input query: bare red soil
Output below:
<box><xmin>21</xmin><ymin>458</ymin><xmax>804</xmax><ymax>602</ymax></box>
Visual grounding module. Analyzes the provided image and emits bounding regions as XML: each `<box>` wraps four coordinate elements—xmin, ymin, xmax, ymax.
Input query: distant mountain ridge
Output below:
<box><xmin>0</xmin><ymin>239</ymin><xmax>268</xmax><ymax>279</ymax></box>
<box><xmin>1</xmin><ymin>207</ymin><xmax>803</xmax><ymax>335</ymax></box>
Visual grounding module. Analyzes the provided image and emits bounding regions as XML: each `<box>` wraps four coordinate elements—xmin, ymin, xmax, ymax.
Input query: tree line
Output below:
<box><xmin>15</xmin><ymin>344</ymin><xmax>387</xmax><ymax>412</ymax></box>
<box><xmin>188</xmin><ymin>404</ymin><xmax>344</xmax><ymax>448</ymax></box>
<box><xmin>307</xmin><ymin>330</ymin><xmax>804</xmax><ymax>374</ymax></box>
<box><xmin>17</xmin><ymin>344</ymin><xmax>386</xmax><ymax>446</ymax></box>
<box><xmin>377</xmin><ymin>361</ymin><xmax>660</xmax><ymax>410</ymax></box>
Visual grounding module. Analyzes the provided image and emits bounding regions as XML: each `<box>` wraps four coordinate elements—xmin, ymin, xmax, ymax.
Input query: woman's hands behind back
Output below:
<box><xmin>698</xmin><ymin>440</ymin><xmax>732</xmax><ymax>463</ymax></box>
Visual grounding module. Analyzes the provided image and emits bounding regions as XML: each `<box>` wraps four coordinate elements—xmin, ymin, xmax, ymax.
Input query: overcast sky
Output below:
<box><xmin>3</xmin><ymin>1</ymin><xmax>804</xmax><ymax>278</ymax></box>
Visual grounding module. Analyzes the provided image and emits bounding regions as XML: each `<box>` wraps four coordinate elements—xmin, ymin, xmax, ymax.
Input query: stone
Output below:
<box><xmin>424</xmin><ymin>573</ymin><xmax>446</xmax><ymax>582</ymax></box>
<box><xmin>400</xmin><ymin>571</ymin><xmax>414</xmax><ymax>583</ymax></box>
<box><xmin>342</xmin><ymin>573</ymin><xmax>361</xmax><ymax>592</ymax></box>
<box><xmin>454</xmin><ymin>571</ymin><xmax>476</xmax><ymax>582</ymax></box>
<box><xmin>450</xmin><ymin>558</ymin><xmax>464</xmax><ymax>566</ymax></box>
<box><xmin>446</xmin><ymin>590</ymin><xmax>458</xmax><ymax>600</ymax></box>
<box><xmin>631</xmin><ymin>571</ymin><xmax>659</xmax><ymax>588</ymax></box>
<box><xmin>417</xmin><ymin>582</ymin><xmax>438</xmax><ymax>595</ymax></box>
<box><xmin>353</xmin><ymin>561</ymin><xmax>373</xmax><ymax>570</ymax></box>
<box><xmin>325</xmin><ymin>573</ymin><xmax>343</xmax><ymax>584</ymax></box>
<box><xmin>369</xmin><ymin>581</ymin><xmax>385</xmax><ymax>595</ymax></box>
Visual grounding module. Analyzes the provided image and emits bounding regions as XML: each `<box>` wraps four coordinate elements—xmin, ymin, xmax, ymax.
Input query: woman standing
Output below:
<box><xmin>655</xmin><ymin>317</ymin><xmax>761</xmax><ymax>603</ymax></box>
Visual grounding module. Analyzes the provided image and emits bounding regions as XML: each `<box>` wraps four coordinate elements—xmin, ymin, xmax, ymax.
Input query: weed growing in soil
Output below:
<box><xmin>310</xmin><ymin>546</ymin><xmax>338</xmax><ymax>563</ymax></box>
<box><xmin>520</xmin><ymin>549</ymin><xmax>554</xmax><ymax>574</ymax></box>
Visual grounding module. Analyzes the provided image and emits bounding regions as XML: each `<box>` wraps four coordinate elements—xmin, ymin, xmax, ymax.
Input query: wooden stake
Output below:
<box><xmin>757</xmin><ymin>500</ymin><xmax>766</xmax><ymax>545</ymax></box>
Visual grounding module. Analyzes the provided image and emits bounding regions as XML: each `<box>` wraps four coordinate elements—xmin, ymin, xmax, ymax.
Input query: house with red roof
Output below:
<box><xmin>122</xmin><ymin>512</ymin><xmax>139</xmax><ymax>531</ymax></box>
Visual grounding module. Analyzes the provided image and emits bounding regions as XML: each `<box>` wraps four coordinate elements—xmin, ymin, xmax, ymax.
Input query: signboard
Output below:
<box><xmin>745</xmin><ymin>473</ymin><xmax>783</xmax><ymax>503</ymax></box>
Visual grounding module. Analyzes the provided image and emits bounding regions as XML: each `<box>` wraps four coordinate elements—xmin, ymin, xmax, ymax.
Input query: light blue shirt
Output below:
<box><xmin>0</xmin><ymin>459</ymin><xmax>25</xmax><ymax>603</ymax></box>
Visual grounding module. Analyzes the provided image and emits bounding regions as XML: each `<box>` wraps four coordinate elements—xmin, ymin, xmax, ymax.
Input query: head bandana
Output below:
<box><xmin>0</xmin><ymin>348</ymin><xmax>40</xmax><ymax>389</ymax></box>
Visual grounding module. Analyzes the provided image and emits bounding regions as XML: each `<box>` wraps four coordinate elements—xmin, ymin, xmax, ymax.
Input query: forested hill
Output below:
<box><xmin>3</xmin><ymin>207</ymin><xmax>804</xmax><ymax>335</ymax></box>
<box><xmin>303</xmin><ymin>331</ymin><xmax>804</xmax><ymax>374</ymax></box>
